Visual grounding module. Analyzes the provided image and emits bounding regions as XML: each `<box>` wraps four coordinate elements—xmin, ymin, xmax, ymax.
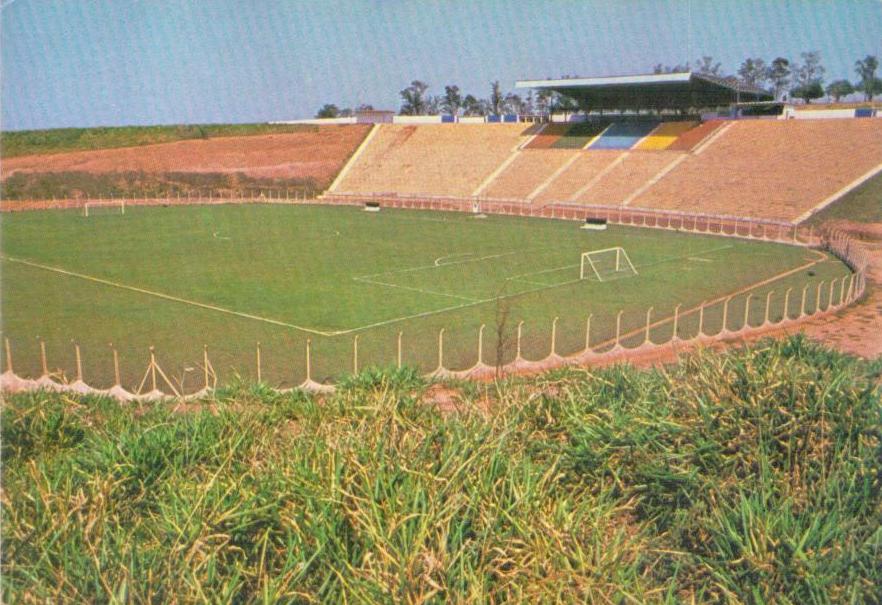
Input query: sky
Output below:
<box><xmin>2</xmin><ymin>0</ymin><xmax>881</xmax><ymax>130</ymax></box>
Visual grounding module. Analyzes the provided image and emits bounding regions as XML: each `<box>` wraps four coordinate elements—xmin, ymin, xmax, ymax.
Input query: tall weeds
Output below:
<box><xmin>2</xmin><ymin>335</ymin><xmax>880</xmax><ymax>603</ymax></box>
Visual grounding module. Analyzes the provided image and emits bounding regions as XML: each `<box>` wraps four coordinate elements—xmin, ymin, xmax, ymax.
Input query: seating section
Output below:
<box><xmin>633</xmin><ymin>119</ymin><xmax>882</xmax><ymax>220</ymax></box>
<box><xmin>634</xmin><ymin>121</ymin><xmax>698</xmax><ymax>150</ymax></box>
<box><xmin>335</xmin><ymin>124</ymin><xmax>528</xmax><ymax>197</ymax></box>
<box><xmin>551</xmin><ymin>122</ymin><xmax>610</xmax><ymax>149</ymax></box>
<box><xmin>532</xmin><ymin>151</ymin><xmax>623</xmax><ymax>204</ymax></box>
<box><xmin>588</xmin><ymin>122</ymin><xmax>659</xmax><ymax>150</ymax></box>
<box><xmin>483</xmin><ymin>149</ymin><xmax>578</xmax><ymax>199</ymax></box>
<box><xmin>666</xmin><ymin>120</ymin><xmax>726</xmax><ymax>151</ymax></box>
<box><xmin>333</xmin><ymin>119</ymin><xmax>882</xmax><ymax>223</ymax></box>
<box><xmin>574</xmin><ymin>151</ymin><xmax>684</xmax><ymax>204</ymax></box>
<box><xmin>524</xmin><ymin>124</ymin><xmax>570</xmax><ymax>149</ymax></box>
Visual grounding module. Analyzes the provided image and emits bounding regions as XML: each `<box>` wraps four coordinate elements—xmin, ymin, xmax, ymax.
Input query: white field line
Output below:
<box><xmin>354</xmin><ymin>251</ymin><xmax>517</xmax><ymax>280</ymax></box>
<box><xmin>794</xmin><ymin>162</ymin><xmax>882</xmax><ymax>224</ymax></box>
<box><xmin>569</xmin><ymin>152</ymin><xmax>629</xmax><ymax>201</ymax></box>
<box><xmin>326</xmin><ymin>123</ymin><xmax>379</xmax><ymax>193</ymax></box>
<box><xmin>3</xmin><ymin>255</ymin><xmax>337</xmax><ymax>336</ymax></box>
<box><xmin>352</xmin><ymin>276</ymin><xmax>480</xmax><ymax>303</ymax></box>
<box><xmin>434</xmin><ymin>252</ymin><xmax>474</xmax><ymax>266</ymax></box>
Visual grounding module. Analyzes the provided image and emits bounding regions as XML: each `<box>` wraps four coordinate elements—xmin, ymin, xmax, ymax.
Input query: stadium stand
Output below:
<box><xmin>634</xmin><ymin>121</ymin><xmax>698</xmax><ymax>150</ymax></box>
<box><xmin>551</xmin><ymin>122</ymin><xmax>610</xmax><ymax>149</ymax></box>
<box><xmin>632</xmin><ymin>119</ymin><xmax>882</xmax><ymax>221</ymax></box>
<box><xmin>666</xmin><ymin>120</ymin><xmax>726</xmax><ymax>151</ymax></box>
<box><xmin>531</xmin><ymin>151</ymin><xmax>624</xmax><ymax>203</ymax></box>
<box><xmin>523</xmin><ymin>124</ymin><xmax>570</xmax><ymax>149</ymax></box>
<box><xmin>482</xmin><ymin>149</ymin><xmax>579</xmax><ymax>199</ymax></box>
<box><xmin>574</xmin><ymin>151</ymin><xmax>683</xmax><ymax>204</ymax></box>
<box><xmin>588</xmin><ymin>122</ymin><xmax>659</xmax><ymax>149</ymax></box>
<box><xmin>333</xmin><ymin>124</ymin><xmax>528</xmax><ymax>196</ymax></box>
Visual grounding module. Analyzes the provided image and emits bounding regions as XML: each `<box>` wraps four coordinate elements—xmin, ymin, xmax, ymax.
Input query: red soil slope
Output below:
<box><xmin>1</xmin><ymin>125</ymin><xmax>371</xmax><ymax>188</ymax></box>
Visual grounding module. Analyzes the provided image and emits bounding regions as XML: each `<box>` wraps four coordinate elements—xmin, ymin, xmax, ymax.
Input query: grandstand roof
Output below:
<box><xmin>516</xmin><ymin>72</ymin><xmax>772</xmax><ymax>111</ymax></box>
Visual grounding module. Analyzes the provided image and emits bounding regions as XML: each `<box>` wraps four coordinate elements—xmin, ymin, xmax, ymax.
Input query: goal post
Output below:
<box><xmin>83</xmin><ymin>200</ymin><xmax>126</xmax><ymax>217</ymax></box>
<box><xmin>580</xmin><ymin>246</ymin><xmax>638</xmax><ymax>282</ymax></box>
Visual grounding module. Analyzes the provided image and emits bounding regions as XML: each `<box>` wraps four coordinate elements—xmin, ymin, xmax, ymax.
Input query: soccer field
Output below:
<box><xmin>1</xmin><ymin>204</ymin><xmax>849</xmax><ymax>387</ymax></box>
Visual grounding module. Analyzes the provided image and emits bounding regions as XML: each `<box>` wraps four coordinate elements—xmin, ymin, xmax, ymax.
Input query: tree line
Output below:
<box><xmin>316</xmin><ymin>51</ymin><xmax>881</xmax><ymax>118</ymax></box>
<box><xmin>655</xmin><ymin>52</ymin><xmax>881</xmax><ymax>104</ymax></box>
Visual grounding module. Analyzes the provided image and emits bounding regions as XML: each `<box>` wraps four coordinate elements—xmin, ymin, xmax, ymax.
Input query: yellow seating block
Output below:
<box><xmin>634</xmin><ymin>121</ymin><xmax>698</xmax><ymax>150</ymax></box>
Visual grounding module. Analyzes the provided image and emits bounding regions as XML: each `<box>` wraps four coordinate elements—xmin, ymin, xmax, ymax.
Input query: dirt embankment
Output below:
<box><xmin>1</xmin><ymin>125</ymin><xmax>371</xmax><ymax>190</ymax></box>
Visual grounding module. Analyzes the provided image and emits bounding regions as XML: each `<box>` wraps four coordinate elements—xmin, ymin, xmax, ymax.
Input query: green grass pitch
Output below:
<box><xmin>1</xmin><ymin>204</ymin><xmax>850</xmax><ymax>388</ymax></box>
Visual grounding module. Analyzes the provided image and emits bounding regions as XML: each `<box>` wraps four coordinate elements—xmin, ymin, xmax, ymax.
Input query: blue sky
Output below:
<box><xmin>2</xmin><ymin>0</ymin><xmax>881</xmax><ymax>130</ymax></box>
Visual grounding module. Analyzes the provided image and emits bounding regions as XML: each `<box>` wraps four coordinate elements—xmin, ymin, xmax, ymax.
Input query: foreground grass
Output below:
<box><xmin>2</xmin><ymin>336</ymin><xmax>881</xmax><ymax>603</ymax></box>
<box><xmin>1</xmin><ymin>123</ymin><xmax>320</xmax><ymax>158</ymax></box>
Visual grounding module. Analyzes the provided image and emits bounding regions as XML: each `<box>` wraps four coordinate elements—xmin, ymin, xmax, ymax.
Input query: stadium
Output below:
<box><xmin>1</xmin><ymin>72</ymin><xmax>878</xmax><ymax>396</ymax></box>
<box><xmin>2</xmin><ymin>2</ymin><xmax>882</xmax><ymax>601</ymax></box>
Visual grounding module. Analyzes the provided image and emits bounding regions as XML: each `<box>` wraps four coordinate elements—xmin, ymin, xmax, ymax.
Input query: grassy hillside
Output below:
<box><xmin>2</xmin><ymin>336</ymin><xmax>880</xmax><ymax>603</ymax></box>
<box><xmin>1</xmin><ymin>123</ymin><xmax>320</xmax><ymax>158</ymax></box>
<box><xmin>807</xmin><ymin>172</ymin><xmax>882</xmax><ymax>225</ymax></box>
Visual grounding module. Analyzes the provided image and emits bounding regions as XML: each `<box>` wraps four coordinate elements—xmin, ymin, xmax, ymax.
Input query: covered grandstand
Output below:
<box><xmin>515</xmin><ymin>71</ymin><xmax>772</xmax><ymax>113</ymax></box>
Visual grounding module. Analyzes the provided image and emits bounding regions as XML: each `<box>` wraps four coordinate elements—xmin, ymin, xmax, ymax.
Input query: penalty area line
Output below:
<box><xmin>2</xmin><ymin>255</ymin><xmax>335</xmax><ymax>337</ymax></box>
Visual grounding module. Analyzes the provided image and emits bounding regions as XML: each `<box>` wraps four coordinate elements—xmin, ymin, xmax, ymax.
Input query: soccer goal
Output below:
<box><xmin>83</xmin><ymin>200</ymin><xmax>126</xmax><ymax>217</ymax></box>
<box><xmin>580</xmin><ymin>246</ymin><xmax>638</xmax><ymax>282</ymax></box>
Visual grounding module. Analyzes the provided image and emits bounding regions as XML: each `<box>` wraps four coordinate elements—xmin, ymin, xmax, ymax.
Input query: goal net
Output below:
<box><xmin>83</xmin><ymin>200</ymin><xmax>126</xmax><ymax>217</ymax></box>
<box><xmin>580</xmin><ymin>247</ymin><xmax>638</xmax><ymax>282</ymax></box>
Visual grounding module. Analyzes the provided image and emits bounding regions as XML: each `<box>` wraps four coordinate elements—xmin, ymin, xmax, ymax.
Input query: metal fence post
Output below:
<box><xmin>800</xmin><ymin>284</ymin><xmax>809</xmax><ymax>317</ymax></box>
<box><xmin>4</xmin><ymin>337</ymin><xmax>12</xmax><ymax>374</ymax></box>
<box><xmin>74</xmin><ymin>341</ymin><xmax>83</xmax><ymax>383</ymax></box>
<box><xmin>644</xmin><ymin>307</ymin><xmax>653</xmax><ymax>345</ymax></box>
<box><xmin>764</xmin><ymin>291</ymin><xmax>774</xmax><ymax>325</ymax></box>
<box><xmin>397</xmin><ymin>331</ymin><xmax>403</xmax><ymax>369</ymax></box>
<box><xmin>256</xmin><ymin>342</ymin><xmax>262</xmax><ymax>383</ymax></box>
<box><xmin>814</xmin><ymin>282</ymin><xmax>824</xmax><ymax>315</ymax></box>
<box><xmin>550</xmin><ymin>317</ymin><xmax>558</xmax><ymax>357</ymax></box>
<box><xmin>698</xmin><ymin>302</ymin><xmax>705</xmax><ymax>336</ymax></box>
<box><xmin>615</xmin><ymin>310</ymin><xmax>623</xmax><ymax>346</ymax></box>
<box><xmin>305</xmin><ymin>338</ymin><xmax>312</xmax><ymax>384</ymax></box>
<box><xmin>783</xmin><ymin>288</ymin><xmax>792</xmax><ymax>321</ymax></box>
<box><xmin>672</xmin><ymin>304</ymin><xmax>681</xmax><ymax>341</ymax></box>
<box><xmin>721</xmin><ymin>297</ymin><xmax>731</xmax><ymax>332</ymax></box>
<box><xmin>584</xmin><ymin>314</ymin><xmax>593</xmax><ymax>352</ymax></box>
<box><xmin>477</xmin><ymin>324</ymin><xmax>485</xmax><ymax>366</ymax></box>
<box><xmin>742</xmin><ymin>294</ymin><xmax>753</xmax><ymax>329</ymax></box>
<box><xmin>437</xmin><ymin>328</ymin><xmax>445</xmax><ymax>371</ymax></box>
<box><xmin>516</xmin><ymin>321</ymin><xmax>524</xmax><ymax>360</ymax></box>
<box><xmin>352</xmin><ymin>335</ymin><xmax>359</xmax><ymax>375</ymax></box>
<box><xmin>110</xmin><ymin>343</ymin><xmax>121</xmax><ymax>387</ymax></box>
<box><xmin>39</xmin><ymin>338</ymin><xmax>48</xmax><ymax>376</ymax></box>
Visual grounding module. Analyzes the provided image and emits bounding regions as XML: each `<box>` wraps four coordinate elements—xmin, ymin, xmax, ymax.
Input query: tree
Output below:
<box><xmin>535</xmin><ymin>89</ymin><xmax>553</xmax><ymax>115</ymax></box>
<box><xmin>653</xmin><ymin>62</ymin><xmax>690</xmax><ymax>74</ymax></box>
<box><xmin>791</xmin><ymin>51</ymin><xmax>825</xmax><ymax>104</ymax></box>
<box><xmin>489</xmin><ymin>81</ymin><xmax>504</xmax><ymax>116</ymax></box>
<box><xmin>399</xmin><ymin>80</ymin><xmax>430</xmax><ymax>115</ymax></box>
<box><xmin>768</xmin><ymin>57</ymin><xmax>791</xmax><ymax>100</ymax></box>
<box><xmin>737</xmin><ymin>58</ymin><xmax>768</xmax><ymax>88</ymax></box>
<box><xmin>795</xmin><ymin>51</ymin><xmax>825</xmax><ymax>85</ymax></box>
<box><xmin>315</xmin><ymin>104</ymin><xmax>340</xmax><ymax>119</ymax></box>
<box><xmin>791</xmin><ymin>81</ymin><xmax>824</xmax><ymax>104</ymax></box>
<box><xmin>694</xmin><ymin>55</ymin><xmax>723</xmax><ymax>76</ymax></box>
<box><xmin>462</xmin><ymin>94</ymin><xmax>486</xmax><ymax>116</ymax></box>
<box><xmin>826</xmin><ymin>79</ymin><xmax>855</xmax><ymax>102</ymax></box>
<box><xmin>441</xmin><ymin>85</ymin><xmax>462</xmax><ymax>116</ymax></box>
<box><xmin>503</xmin><ymin>93</ymin><xmax>525</xmax><ymax>115</ymax></box>
<box><xmin>855</xmin><ymin>55</ymin><xmax>880</xmax><ymax>101</ymax></box>
<box><xmin>355</xmin><ymin>103</ymin><xmax>374</xmax><ymax>112</ymax></box>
